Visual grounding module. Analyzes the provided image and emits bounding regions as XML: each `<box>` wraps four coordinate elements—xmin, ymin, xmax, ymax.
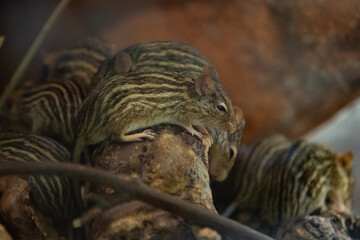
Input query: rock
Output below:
<box><xmin>89</xmin><ymin>125</ymin><xmax>218</xmax><ymax>239</ymax></box>
<box><xmin>0</xmin><ymin>223</ymin><xmax>12</xmax><ymax>240</ymax></box>
<box><xmin>280</xmin><ymin>210</ymin><xmax>360</xmax><ymax>240</ymax></box>
<box><xmin>0</xmin><ymin>176</ymin><xmax>43</xmax><ymax>240</ymax></box>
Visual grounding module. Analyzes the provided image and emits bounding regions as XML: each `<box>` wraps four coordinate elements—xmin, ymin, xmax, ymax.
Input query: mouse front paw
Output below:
<box><xmin>120</xmin><ymin>129</ymin><xmax>158</xmax><ymax>142</ymax></box>
<box><xmin>202</xmin><ymin>135</ymin><xmax>213</xmax><ymax>147</ymax></box>
<box><xmin>185</xmin><ymin>125</ymin><xmax>204</xmax><ymax>140</ymax></box>
<box><xmin>141</xmin><ymin>129</ymin><xmax>158</xmax><ymax>140</ymax></box>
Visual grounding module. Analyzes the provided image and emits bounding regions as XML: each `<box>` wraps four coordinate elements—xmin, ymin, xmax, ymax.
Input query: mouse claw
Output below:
<box><xmin>202</xmin><ymin>136</ymin><xmax>213</xmax><ymax>147</ymax></box>
<box><xmin>141</xmin><ymin>129</ymin><xmax>158</xmax><ymax>140</ymax></box>
<box><xmin>193</xmin><ymin>131</ymin><xmax>204</xmax><ymax>140</ymax></box>
<box><xmin>194</xmin><ymin>126</ymin><xmax>213</xmax><ymax>146</ymax></box>
<box><xmin>120</xmin><ymin>129</ymin><xmax>158</xmax><ymax>142</ymax></box>
<box><xmin>185</xmin><ymin>125</ymin><xmax>204</xmax><ymax>140</ymax></box>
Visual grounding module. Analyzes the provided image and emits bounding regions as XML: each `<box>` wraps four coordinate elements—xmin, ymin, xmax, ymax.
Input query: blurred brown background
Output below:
<box><xmin>1</xmin><ymin>0</ymin><xmax>360</xmax><ymax>143</ymax></box>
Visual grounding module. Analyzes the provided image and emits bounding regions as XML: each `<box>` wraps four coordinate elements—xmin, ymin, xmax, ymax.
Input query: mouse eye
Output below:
<box><xmin>229</xmin><ymin>147</ymin><xmax>236</xmax><ymax>159</ymax></box>
<box><xmin>325</xmin><ymin>196</ymin><xmax>330</xmax><ymax>204</ymax></box>
<box><xmin>217</xmin><ymin>104</ymin><xmax>227</xmax><ymax>113</ymax></box>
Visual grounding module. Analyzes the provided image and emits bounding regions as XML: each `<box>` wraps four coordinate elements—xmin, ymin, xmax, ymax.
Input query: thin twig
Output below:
<box><xmin>0</xmin><ymin>162</ymin><xmax>273</xmax><ymax>240</ymax></box>
<box><xmin>0</xmin><ymin>0</ymin><xmax>71</xmax><ymax>108</ymax></box>
<box><xmin>0</xmin><ymin>36</ymin><xmax>4</xmax><ymax>49</ymax></box>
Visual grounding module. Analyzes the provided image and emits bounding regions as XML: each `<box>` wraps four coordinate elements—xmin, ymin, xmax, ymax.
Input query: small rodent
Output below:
<box><xmin>123</xmin><ymin>40</ymin><xmax>211</xmax><ymax>73</ymax></box>
<box><xmin>227</xmin><ymin>134</ymin><xmax>354</xmax><ymax>227</ymax></box>
<box><xmin>42</xmin><ymin>37</ymin><xmax>116</xmax><ymax>86</ymax></box>
<box><xmin>93</xmin><ymin>40</ymin><xmax>245</xmax><ymax>181</ymax></box>
<box><xmin>10</xmin><ymin>79</ymin><xmax>88</xmax><ymax>147</ymax></box>
<box><xmin>10</xmin><ymin>37</ymin><xmax>116</xmax><ymax>147</ymax></box>
<box><xmin>208</xmin><ymin>107</ymin><xmax>245</xmax><ymax>181</ymax></box>
<box><xmin>0</xmin><ymin>131</ymin><xmax>76</xmax><ymax>221</ymax></box>
<box><xmin>73</xmin><ymin>67</ymin><xmax>237</xmax><ymax>164</ymax></box>
<box><xmin>93</xmin><ymin>40</ymin><xmax>211</xmax><ymax>82</ymax></box>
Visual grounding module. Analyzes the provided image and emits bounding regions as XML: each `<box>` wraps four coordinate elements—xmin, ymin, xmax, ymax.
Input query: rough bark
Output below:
<box><xmin>0</xmin><ymin>176</ymin><xmax>70</xmax><ymax>240</ymax></box>
<box><xmin>0</xmin><ymin>176</ymin><xmax>43</xmax><ymax>240</ymax></box>
<box><xmin>88</xmin><ymin>124</ymin><xmax>220</xmax><ymax>240</ymax></box>
<box><xmin>280</xmin><ymin>210</ymin><xmax>360</xmax><ymax>240</ymax></box>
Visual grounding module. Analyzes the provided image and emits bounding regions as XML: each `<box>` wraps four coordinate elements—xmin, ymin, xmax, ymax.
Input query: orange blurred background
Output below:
<box><xmin>1</xmin><ymin>0</ymin><xmax>360</xmax><ymax>143</ymax></box>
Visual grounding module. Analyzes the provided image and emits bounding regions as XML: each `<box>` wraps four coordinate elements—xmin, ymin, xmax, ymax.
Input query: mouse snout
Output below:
<box><xmin>210</xmin><ymin>169</ymin><xmax>228</xmax><ymax>182</ymax></box>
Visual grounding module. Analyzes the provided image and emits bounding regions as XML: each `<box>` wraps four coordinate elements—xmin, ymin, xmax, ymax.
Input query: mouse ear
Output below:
<box><xmin>233</xmin><ymin>106</ymin><xmax>244</xmax><ymax>126</ymax></box>
<box><xmin>336</xmin><ymin>152</ymin><xmax>353</xmax><ymax>169</ymax></box>
<box><xmin>195</xmin><ymin>66</ymin><xmax>215</xmax><ymax>96</ymax></box>
<box><xmin>112</xmin><ymin>51</ymin><xmax>132</xmax><ymax>74</ymax></box>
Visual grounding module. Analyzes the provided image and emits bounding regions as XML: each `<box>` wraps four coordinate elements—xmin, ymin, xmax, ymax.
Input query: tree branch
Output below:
<box><xmin>0</xmin><ymin>36</ymin><xmax>4</xmax><ymax>49</ymax></box>
<box><xmin>0</xmin><ymin>0</ymin><xmax>70</xmax><ymax>108</ymax></box>
<box><xmin>0</xmin><ymin>162</ymin><xmax>273</xmax><ymax>240</ymax></box>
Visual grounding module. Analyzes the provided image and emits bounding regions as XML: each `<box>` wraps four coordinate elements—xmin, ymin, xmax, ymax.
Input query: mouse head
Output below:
<box><xmin>191</xmin><ymin>66</ymin><xmax>237</xmax><ymax>133</ymax></box>
<box><xmin>326</xmin><ymin>151</ymin><xmax>354</xmax><ymax>213</ymax></box>
<box><xmin>209</xmin><ymin>107</ymin><xmax>245</xmax><ymax>181</ymax></box>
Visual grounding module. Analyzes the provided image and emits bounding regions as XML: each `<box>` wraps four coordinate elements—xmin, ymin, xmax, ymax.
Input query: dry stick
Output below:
<box><xmin>0</xmin><ymin>162</ymin><xmax>273</xmax><ymax>240</ymax></box>
<box><xmin>0</xmin><ymin>36</ymin><xmax>4</xmax><ymax>49</ymax></box>
<box><xmin>0</xmin><ymin>0</ymin><xmax>70</xmax><ymax>108</ymax></box>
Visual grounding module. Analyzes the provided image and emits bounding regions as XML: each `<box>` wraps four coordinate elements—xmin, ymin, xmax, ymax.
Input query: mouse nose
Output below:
<box><xmin>212</xmin><ymin>170</ymin><xmax>228</xmax><ymax>181</ymax></box>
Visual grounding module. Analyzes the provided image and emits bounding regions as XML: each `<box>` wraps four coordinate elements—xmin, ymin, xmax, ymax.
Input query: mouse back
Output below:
<box><xmin>76</xmin><ymin>69</ymin><xmax>235</xmax><ymax>146</ymax></box>
<box><xmin>123</xmin><ymin>40</ymin><xmax>211</xmax><ymax>73</ymax></box>
<box><xmin>0</xmin><ymin>131</ymin><xmax>75</xmax><ymax>220</ymax></box>
<box><xmin>42</xmin><ymin>37</ymin><xmax>116</xmax><ymax>86</ymax></box>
